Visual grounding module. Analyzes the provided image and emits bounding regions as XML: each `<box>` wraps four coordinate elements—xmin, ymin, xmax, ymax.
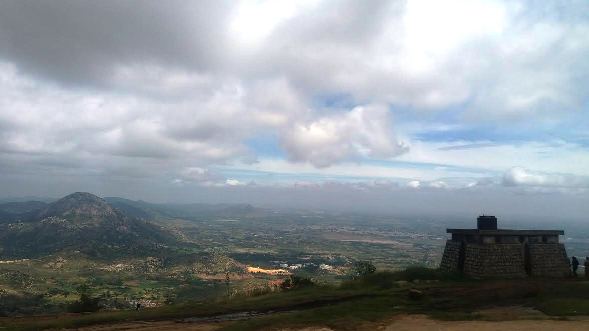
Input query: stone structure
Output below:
<box><xmin>440</xmin><ymin>216</ymin><xmax>570</xmax><ymax>278</ymax></box>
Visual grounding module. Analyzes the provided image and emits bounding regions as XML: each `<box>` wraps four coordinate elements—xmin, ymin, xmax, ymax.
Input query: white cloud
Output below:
<box><xmin>225</xmin><ymin>178</ymin><xmax>243</xmax><ymax>186</ymax></box>
<box><xmin>229</xmin><ymin>0</ymin><xmax>319</xmax><ymax>46</ymax></box>
<box><xmin>407</xmin><ymin>180</ymin><xmax>421</xmax><ymax>188</ymax></box>
<box><xmin>172</xmin><ymin>168</ymin><xmax>247</xmax><ymax>187</ymax></box>
<box><xmin>282</xmin><ymin>104</ymin><xmax>408</xmax><ymax>167</ymax></box>
<box><xmin>249</xmin><ymin>0</ymin><xmax>589</xmax><ymax>116</ymax></box>
<box><xmin>429</xmin><ymin>180</ymin><xmax>448</xmax><ymax>189</ymax></box>
<box><xmin>402</xmin><ymin>0</ymin><xmax>508</xmax><ymax>73</ymax></box>
<box><xmin>180</xmin><ymin>167</ymin><xmax>224</xmax><ymax>183</ymax></box>
<box><xmin>406</xmin><ymin>179</ymin><xmax>450</xmax><ymax>189</ymax></box>
<box><xmin>397</xmin><ymin>140</ymin><xmax>589</xmax><ymax>177</ymax></box>
<box><xmin>0</xmin><ymin>62</ymin><xmax>254</xmax><ymax>164</ymax></box>
<box><xmin>503</xmin><ymin>167</ymin><xmax>589</xmax><ymax>189</ymax></box>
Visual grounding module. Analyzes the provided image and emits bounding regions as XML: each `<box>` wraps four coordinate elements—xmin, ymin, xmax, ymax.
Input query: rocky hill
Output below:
<box><xmin>0</xmin><ymin>192</ymin><xmax>175</xmax><ymax>259</ymax></box>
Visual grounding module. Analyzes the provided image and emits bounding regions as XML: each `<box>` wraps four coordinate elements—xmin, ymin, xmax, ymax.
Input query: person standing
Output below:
<box><xmin>572</xmin><ymin>256</ymin><xmax>580</xmax><ymax>277</ymax></box>
<box><xmin>585</xmin><ymin>257</ymin><xmax>589</xmax><ymax>278</ymax></box>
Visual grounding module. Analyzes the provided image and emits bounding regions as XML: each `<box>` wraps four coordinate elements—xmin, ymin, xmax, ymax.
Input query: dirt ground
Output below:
<box><xmin>73</xmin><ymin>307</ymin><xmax>589</xmax><ymax>331</ymax></box>
<box><xmin>379</xmin><ymin>314</ymin><xmax>589</xmax><ymax>331</ymax></box>
<box><xmin>71</xmin><ymin>321</ymin><xmax>223</xmax><ymax>331</ymax></box>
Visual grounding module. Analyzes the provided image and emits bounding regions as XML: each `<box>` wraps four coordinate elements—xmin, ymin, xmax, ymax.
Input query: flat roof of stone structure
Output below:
<box><xmin>446</xmin><ymin>229</ymin><xmax>564</xmax><ymax>235</ymax></box>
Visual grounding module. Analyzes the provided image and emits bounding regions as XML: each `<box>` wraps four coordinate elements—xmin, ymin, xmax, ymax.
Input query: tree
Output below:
<box><xmin>68</xmin><ymin>282</ymin><xmax>100</xmax><ymax>313</ymax></box>
<box><xmin>352</xmin><ymin>261</ymin><xmax>376</xmax><ymax>279</ymax></box>
<box><xmin>225</xmin><ymin>271</ymin><xmax>231</xmax><ymax>297</ymax></box>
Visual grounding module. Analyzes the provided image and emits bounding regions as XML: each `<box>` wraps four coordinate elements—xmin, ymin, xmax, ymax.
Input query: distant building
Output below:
<box><xmin>440</xmin><ymin>216</ymin><xmax>570</xmax><ymax>278</ymax></box>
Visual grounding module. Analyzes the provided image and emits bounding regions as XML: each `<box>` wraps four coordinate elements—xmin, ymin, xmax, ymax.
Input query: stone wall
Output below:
<box><xmin>439</xmin><ymin>240</ymin><xmax>461</xmax><ymax>272</ymax></box>
<box><xmin>529</xmin><ymin>243</ymin><xmax>570</xmax><ymax>277</ymax></box>
<box><xmin>440</xmin><ymin>239</ymin><xmax>570</xmax><ymax>279</ymax></box>
<box><xmin>462</xmin><ymin>243</ymin><xmax>527</xmax><ymax>279</ymax></box>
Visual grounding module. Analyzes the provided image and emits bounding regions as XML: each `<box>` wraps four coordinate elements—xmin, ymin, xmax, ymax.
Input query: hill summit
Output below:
<box><xmin>0</xmin><ymin>192</ymin><xmax>175</xmax><ymax>258</ymax></box>
<box><xmin>36</xmin><ymin>192</ymin><xmax>119</xmax><ymax>224</ymax></box>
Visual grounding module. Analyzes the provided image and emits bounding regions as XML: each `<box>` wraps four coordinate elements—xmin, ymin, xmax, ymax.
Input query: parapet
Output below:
<box><xmin>447</xmin><ymin>217</ymin><xmax>563</xmax><ymax>244</ymax></box>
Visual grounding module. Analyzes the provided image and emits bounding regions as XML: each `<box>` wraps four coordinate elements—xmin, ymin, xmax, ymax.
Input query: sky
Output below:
<box><xmin>0</xmin><ymin>0</ymin><xmax>588</xmax><ymax>220</ymax></box>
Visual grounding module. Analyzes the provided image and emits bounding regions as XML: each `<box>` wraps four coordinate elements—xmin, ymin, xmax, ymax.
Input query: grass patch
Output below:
<box><xmin>6</xmin><ymin>277</ymin><xmax>589</xmax><ymax>330</ymax></box>
<box><xmin>0</xmin><ymin>285</ymin><xmax>370</xmax><ymax>330</ymax></box>
<box><xmin>535</xmin><ymin>298</ymin><xmax>589</xmax><ymax>316</ymax></box>
<box><xmin>341</xmin><ymin>267</ymin><xmax>466</xmax><ymax>290</ymax></box>
<box><xmin>220</xmin><ymin>291</ymin><xmax>407</xmax><ymax>331</ymax></box>
<box><xmin>389</xmin><ymin>266</ymin><xmax>465</xmax><ymax>282</ymax></box>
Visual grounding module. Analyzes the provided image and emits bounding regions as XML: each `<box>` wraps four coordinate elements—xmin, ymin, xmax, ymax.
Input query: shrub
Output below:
<box><xmin>280</xmin><ymin>276</ymin><xmax>314</xmax><ymax>290</ymax></box>
<box><xmin>341</xmin><ymin>271</ymin><xmax>396</xmax><ymax>290</ymax></box>
<box><xmin>394</xmin><ymin>266</ymin><xmax>439</xmax><ymax>281</ymax></box>
<box><xmin>391</xmin><ymin>266</ymin><xmax>464</xmax><ymax>281</ymax></box>
<box><xmin>67</xmin><ymin>294</ymin><xmax>101</xmax><ymax>313</ymax></box>
<box><xmin>340</xmin><ymin>266</ymin><xmax>465</xmax><ymax>290</ymax></box>
<box><xmin>361</xmin><ymin>271</ymin><xmax>397</xmax><ymax>289</ymax></box>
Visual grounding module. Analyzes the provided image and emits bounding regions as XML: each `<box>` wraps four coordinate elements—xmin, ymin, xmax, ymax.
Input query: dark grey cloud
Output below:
<box><xmin>0</xmin><ymin>0</ymin><xmax>231</xmax><ymax>87</ymax></box>
<box><xmin>1</xmin><ymin>0</ymin><xmax>587</xmax><ymax>115</ymax></box>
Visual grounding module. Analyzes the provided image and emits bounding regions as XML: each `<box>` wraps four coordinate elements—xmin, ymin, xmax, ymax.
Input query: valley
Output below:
<box><xmin>0</xmin><ymin>193</ymin><xmax>452</xmax><ymax>316</ymax></box>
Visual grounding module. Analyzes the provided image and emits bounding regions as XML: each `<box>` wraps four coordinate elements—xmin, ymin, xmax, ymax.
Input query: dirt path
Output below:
<box><xmin>70</xmin><ymin>320</ymin><xmax>223</xmax><ymax>331</ymax></box>
<box><xmin>379</xmin><ymin>314</ymin><xmax>589</xmax><ymax>331</ymax></box>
